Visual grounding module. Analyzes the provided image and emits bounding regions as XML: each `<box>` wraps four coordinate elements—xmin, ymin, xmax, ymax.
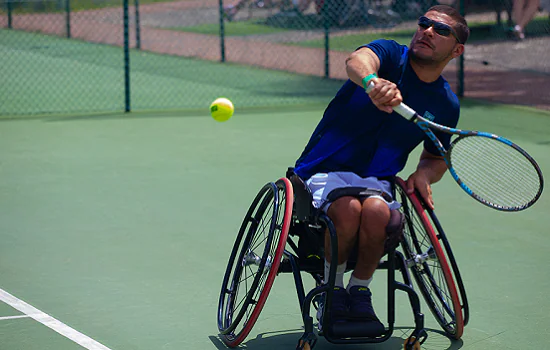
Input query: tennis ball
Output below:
<box><xmin>210</xmin><ymin>97</ymin><xmax>234</xmax><ymax>122</ymax></box>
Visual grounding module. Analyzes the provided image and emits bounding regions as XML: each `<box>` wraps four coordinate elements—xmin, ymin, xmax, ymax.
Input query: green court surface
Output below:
<box><xmin>1</xmin><ymin>101</ymin><xmax>549</xmax><ymax>350</ymax></box>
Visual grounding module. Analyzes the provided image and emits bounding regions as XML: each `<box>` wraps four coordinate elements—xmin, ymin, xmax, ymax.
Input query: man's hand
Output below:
<box><xmin>367</xmin><ymin>78</ymin><xmax>403</xmax><ymax>114</ymax></box>
<box><xmin>406</xmin><ymin>170</ymin><xmax>435</xmax><ymax>210</ymax></box>
<box><xmin>406</xmin><ymin>150</ymin><xmax>448</xmax><ymax>210</ymax></box>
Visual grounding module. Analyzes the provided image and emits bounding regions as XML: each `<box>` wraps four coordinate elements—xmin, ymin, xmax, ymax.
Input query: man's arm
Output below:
<box><xmin>345</xmin><ymin>47</ymin><xmax>402</xmax><ymax>113</ymax></box>
<box><xmin>345</xmin><ymin>47</ymin><xmax>381</xmax><ymax>87</ymax></box>
<box><xmin>406</xmin><ymin>149</ymin><xmax>448</xmax><ymax>209</ymax></box>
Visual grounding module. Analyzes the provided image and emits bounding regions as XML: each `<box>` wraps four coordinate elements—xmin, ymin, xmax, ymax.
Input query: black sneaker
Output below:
<box><xmin>316</xmin><ymin>286</ymin><xmax>349</xmax><ymax>324</ymax></box>
<box><xmin>348</xmin><ymin>286</ymin><xmax>381</xmax><ymax>322</ymax></box>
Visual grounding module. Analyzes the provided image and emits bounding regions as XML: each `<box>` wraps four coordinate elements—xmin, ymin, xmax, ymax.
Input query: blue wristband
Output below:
<box><xmin>362</xmin><ymin>73</ymin><xmax>378</xmax><ymax>90</ymax></box>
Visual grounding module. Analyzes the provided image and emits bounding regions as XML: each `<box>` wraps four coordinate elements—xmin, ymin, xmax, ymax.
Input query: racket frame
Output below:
<box><xmin>366</xmin><ymin>82</ymin><xmax>543</xmax><ymax>211</ymax></box>
<box><xmin>410</xmin><ymin>112</ymin><xmax>543</xmax><ymax>211</ymax></box>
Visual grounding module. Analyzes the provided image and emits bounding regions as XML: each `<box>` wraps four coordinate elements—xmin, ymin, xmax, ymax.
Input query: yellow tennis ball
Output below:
<box><xmin>210</xmin><ymin>97</ymin><xmax>234</xmax><ymax>122</ymax></box>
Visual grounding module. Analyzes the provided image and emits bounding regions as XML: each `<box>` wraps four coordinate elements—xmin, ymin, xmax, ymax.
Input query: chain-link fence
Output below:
<box><xmin>460</xmin><ymin>0</ymin><xmax>550</xmax><ymax>109</ymax></box>
<box><xmin>1</xmin><ymin>0</ymin><xmax>549</xmax><ymax>116</ymax></box>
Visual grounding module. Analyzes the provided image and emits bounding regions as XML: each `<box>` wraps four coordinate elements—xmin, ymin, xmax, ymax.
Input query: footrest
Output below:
<box><xmin>326</xmin><ymin>319</ymin><xmax>386</xmax><ymax>338</ymax></box>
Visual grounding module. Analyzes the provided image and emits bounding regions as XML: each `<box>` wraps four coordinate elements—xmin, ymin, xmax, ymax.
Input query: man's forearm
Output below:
<box><xmin>345</xmin><ymin>48</ymin><xmax>380</xmax><ymax>88</ymax></box>
<box><xmin>416</xmin><ymin>157</ymin><xmax>448</xmax><ymax>184</ymax></box>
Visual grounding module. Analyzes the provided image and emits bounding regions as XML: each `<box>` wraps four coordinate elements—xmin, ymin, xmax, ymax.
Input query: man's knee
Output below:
<box><xmin>358</xmin><ymin>198</ymin><xmax>391</xmax><ymax>245</ymax></box>
<box><xmin>384</xmin><ymin>209</ymin><xmax>404</xmax><ymax>252</ymax></box>
<box><xmin>327</xmin><ymin>196</ymin><xmax>362</xmax><ymax>234</ymax></box>
<box><xmin>361</xmin><ymin>197</ymin><xmax>391</xmax><ymax>224</ymax></box>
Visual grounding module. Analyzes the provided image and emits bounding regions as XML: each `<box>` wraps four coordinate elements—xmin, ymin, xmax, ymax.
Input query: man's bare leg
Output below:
<box><xmin>353</xmin><ymin>197</ymin><xmax>390</xmax><ymax>280</ymax></box>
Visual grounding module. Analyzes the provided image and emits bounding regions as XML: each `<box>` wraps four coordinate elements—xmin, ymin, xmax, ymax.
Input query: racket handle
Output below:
<box><xmin>365</xmin><ymin>81</ymin><xmax>417</xmax><ymax>119</ymax></box>
<box><xmin>393</xmin><ymin>103</ymin><xmax>416</xmax><ymax>119</ymax></box>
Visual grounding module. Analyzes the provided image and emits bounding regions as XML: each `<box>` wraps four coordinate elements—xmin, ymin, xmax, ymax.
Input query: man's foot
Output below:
<box><xmin>512</xmin><ymin>25</ymin><xmax>525</xmax><ymax>40</ymax></box>
<box><xmin>348</xmin><ymin>286</ymin><xmax>381</xmax><ymax>322</ymax></box>
<box><xmin>329</xmin><ymin>286</ymin><xmax>349</xmax><ymax>318</ymax></box>
<box><xmin>316</xmin><ymin>286</ymin><xmax>349</xmax><ymax>324</ymax></box>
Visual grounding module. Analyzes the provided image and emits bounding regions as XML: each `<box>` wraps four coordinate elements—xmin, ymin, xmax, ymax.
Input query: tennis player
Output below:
<box><xmin>293</xmin><ymin>5</ymin><xmax>470</xmax><ymax>328</ymax></box>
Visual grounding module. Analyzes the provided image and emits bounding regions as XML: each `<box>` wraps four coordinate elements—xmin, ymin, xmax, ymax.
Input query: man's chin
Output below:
<box><xmin>410</xmin><ymin>51</ymin><xmax>435</xmax><ymax>65</ymax></box>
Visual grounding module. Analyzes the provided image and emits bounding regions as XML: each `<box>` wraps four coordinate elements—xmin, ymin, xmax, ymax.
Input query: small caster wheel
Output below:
<box><xmin>297</xmin><ymin>333</ymin><xmax>317</xmax><ymax>350</ymax></box>
<box><xmin>404</xmin><ymin>336</ymin><xmax>421</xmax><ymax>350</ymax></box>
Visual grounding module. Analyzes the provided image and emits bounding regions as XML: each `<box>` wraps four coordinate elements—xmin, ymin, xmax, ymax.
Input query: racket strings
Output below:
<box><xmin>449</xmin><ymin>136</ymin><xmax>541</xmax><ymax>209</ymax></box>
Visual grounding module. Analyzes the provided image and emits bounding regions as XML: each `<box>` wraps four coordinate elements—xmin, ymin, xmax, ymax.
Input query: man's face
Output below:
<box><xmin>410</xmin><ymin>11</ymin><xmax>461</xmax><ymax>64</ymax></box>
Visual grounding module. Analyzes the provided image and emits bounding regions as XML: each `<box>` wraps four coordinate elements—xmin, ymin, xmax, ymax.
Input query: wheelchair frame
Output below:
<box><xmin>217</xmin><ymin>169</ymin><xmax>469</xmax><ymax>350</ymax></box>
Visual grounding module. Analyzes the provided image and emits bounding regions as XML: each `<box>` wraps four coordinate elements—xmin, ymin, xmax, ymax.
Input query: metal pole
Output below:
<box><xmin>323</xmin><ymin>1</ymin><xmax>329</xmax><ymax>78</ymax></box>
<box><xmin>7</xmin><ymin>0</ymin><xmax>13</xmax><ymax>29</ymax></box>
<box><xmin>65</xmin><ymin>0</ymin><xmax>71</xmax><ymax>38</ymax></box>
<box><xmin>219</xmin><ymin>0</ymin><xmax>225</xmax><ymax>62</ymax></box>
<box><xmin>134</xmin><ymin>0</ymin><xmax>141</xmax><ymax>50</ymax></box>
<box><xmin>457</xmin><ymin>0</ymin><xmax>465</xmax><ymax>97</ymax></box>
<box><xmin>123</xmin><ymin>0</ymin><xmax>131</xmax><ymax>112</ymax></box>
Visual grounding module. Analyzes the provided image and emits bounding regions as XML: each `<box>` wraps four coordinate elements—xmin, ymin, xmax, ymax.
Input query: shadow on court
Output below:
<box><xmin>209</xmin><ymin>327</ymin><xmax>464</xmax><ymax>349</ymax></box>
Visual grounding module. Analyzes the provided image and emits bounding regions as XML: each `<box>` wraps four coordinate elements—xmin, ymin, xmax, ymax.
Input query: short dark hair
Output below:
<box><xmin>427</xmin><ymin>5</ymin><xmax>470</xmax><ymax>44</ymax></box>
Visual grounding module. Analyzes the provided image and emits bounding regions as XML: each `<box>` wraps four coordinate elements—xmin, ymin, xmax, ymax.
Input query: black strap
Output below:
<box><xmin>325</xmin><ymin>186</ymin><xmax>393</xmax><ymax>203</ymax></box>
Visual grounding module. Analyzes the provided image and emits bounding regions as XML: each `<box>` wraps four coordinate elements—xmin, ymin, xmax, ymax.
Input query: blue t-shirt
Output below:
<box><xmin>294</xmin><ymin>39</ymin><xmax>460</xmax><ymax>180</ymax></box>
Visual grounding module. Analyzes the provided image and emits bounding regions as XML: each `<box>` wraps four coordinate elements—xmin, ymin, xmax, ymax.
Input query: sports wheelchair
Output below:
<box><xmin>217</xmin><ymin>168</ymin><xmax>469</xmax><ymax>349</ymax></box>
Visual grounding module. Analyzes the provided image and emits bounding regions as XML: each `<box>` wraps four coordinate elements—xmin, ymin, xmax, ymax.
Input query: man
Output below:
<box><xmin>294</xmin><ymin>5</ymin><xmax>469</xmax><ymax>326</ymax></box>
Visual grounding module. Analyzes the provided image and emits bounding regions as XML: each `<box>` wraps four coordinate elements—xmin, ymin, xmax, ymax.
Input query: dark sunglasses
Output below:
<box><xmin>418</xmin><ymin>16</ymin><xmax>461</xmax><ymax>44</ymax></box>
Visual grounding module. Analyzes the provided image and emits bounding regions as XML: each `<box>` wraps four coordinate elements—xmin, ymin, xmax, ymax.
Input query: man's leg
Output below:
<box><xmin>354</xmin><ymin>197</ymin><xmax>390</xmax><ymax>279</ymax></box>
<box><xmin>518</xmin><ymin>0</ymin><xmax>541</xmax><ymax>29</ymax></box>
<box><xmin>320</xmin><ymin>196</ymin><xmax>361</xmax><ymax>319</ymax></box>
<box><xmin>325</xmin><ymin>196</ymin><xmax>362</xmax><ymax>265</ymax></box>
<box><xmin>347</xmin><ymin>197</ymin><xmax>390</xmax><ymax>321</ymax></box>
<box><xmin>512</xmin><ymin>0</ymin><xmax>524</xmax><ymax>25</ymax></box>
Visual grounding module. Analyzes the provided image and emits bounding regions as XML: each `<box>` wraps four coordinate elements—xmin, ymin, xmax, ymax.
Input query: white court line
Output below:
<box><xmin>0</xmin><ymin>288</ymin><xmax>112</xmax><ymax>350</ymax></box>
<box><xmin>0</xmin><ymin>314</ymin><xmax>31</xmax><ymax>320</ymax></box>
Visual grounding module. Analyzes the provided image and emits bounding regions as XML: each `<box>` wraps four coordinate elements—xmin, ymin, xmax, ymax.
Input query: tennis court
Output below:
<box><xmin>2</xmin><ymin>4</ymin><xmax>550</xmax><ymax>347</ymax></box>
<box><xmin>1</xmin><ymin>99</ymin><xmax>549</xmax><ymax>349</ymax></box>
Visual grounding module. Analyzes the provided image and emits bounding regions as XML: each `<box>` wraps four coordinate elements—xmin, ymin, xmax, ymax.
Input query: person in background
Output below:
<box><xmin>223</xmin><ymin>0</ymin><xmax>321</xmax><ymax>21</ymax></box>
<box><xmin>512</xmin><ymin>0</ymin><xmax>541</xmax><ymax>39</ymax></box>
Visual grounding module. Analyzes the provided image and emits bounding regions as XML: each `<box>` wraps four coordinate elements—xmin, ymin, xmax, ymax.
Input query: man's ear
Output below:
<box><xmin>452</xmin><ymin>44</ymin><xmax>465</xmax><ymax>58</ymax></box>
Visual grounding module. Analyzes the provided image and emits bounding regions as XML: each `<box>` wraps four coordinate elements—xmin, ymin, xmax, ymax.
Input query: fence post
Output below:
<box><xmin>219</xmin><ymin>0</ymin><xmax>226</xmax><ymax>62</ymax></box>
<box><xmin>65</xmin><ymin>0</ymin><xmax>71</xmax><ymax>38</ymax></box>
<box><xmin>123</xmin><ymin>0</ymin><xmax>131</xmax><ymax>112</ymax></box>
<box><xmin>457</xmin><ymin>0</ymin><xmax>465</xmax><ymax>97</ymax></box>
<box><xmin>323</xmin><ymin>2</ymin><xmax>330</xmax><ymax>78</ymax></box>
<box><xmin>7</xmin><ymin>0</ymin><xmax>13</xmax><ymax>29</ymax></box>
<box><xmin>135</xmin><ymin>0</ymin><xmax>141</xmax><ymax>49</ymax></box>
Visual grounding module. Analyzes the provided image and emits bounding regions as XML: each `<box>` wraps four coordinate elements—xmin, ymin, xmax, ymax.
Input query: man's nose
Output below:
<box><xmin>424</xmin><ymin>26</ymin><xmax>435</xmax><ymax>37</ymax></box>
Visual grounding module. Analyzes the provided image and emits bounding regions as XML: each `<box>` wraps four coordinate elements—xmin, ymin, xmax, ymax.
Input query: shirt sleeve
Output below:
<box><xmin>363</xmin><ymin>39</ymin><xmax>404</xmax><ymax>79</ymax></box>
<box><xmin>423</xmin><ymin>98</ymin><xmax>460</xmax><ymax>156</ymax></box>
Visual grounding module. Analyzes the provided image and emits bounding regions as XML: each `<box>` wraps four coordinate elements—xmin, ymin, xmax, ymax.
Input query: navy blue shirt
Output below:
<box><xmin>294</xmin><ymin>39</ymin><xmax>460</xmax><ymax>180</ymax></box>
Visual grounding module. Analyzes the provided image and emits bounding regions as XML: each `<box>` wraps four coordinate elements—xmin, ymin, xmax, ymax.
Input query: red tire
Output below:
<box><xmin>218</xmin><ymin>178</ymin><xmax>293</xmax><ymax>347</ymax></box>
<box><xmin>395</xmin><ymin>177</ymin><xmax>465</xmax><ymax>339</ymax></box>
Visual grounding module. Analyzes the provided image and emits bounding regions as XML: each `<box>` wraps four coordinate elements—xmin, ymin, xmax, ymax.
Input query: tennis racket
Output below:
<box><xmin>366</xmin><ymin>82</ymin><xmax>544</xmax><ymax>212</ymax></box>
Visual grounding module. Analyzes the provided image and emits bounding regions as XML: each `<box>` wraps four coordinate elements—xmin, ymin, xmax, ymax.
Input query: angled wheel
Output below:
<box><xmin>395</xmin><ymin>177</ymin><xmax>467</xmax><ymax>339</ymax></box>
<box><xmin>217</xmin><ymin>178</ymin><xmax>293</xmax><ymax>347</ymax></box>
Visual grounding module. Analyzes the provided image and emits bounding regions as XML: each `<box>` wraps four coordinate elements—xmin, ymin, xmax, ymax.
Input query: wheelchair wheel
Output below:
<box><xmin>217</xmin><ymin>178</ymin><xmax>293</xmax><ymax>347</ymax></box>
<box><xmin>395</xmin><ymin>177</ymin><xmax>465</xmax><ymax>339</ymax></box>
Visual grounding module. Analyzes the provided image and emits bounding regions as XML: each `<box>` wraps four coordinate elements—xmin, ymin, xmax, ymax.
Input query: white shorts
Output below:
<box><xmin>305</xmin><ymin>172</ymin><xmax>401</xmax><ymax>212</ymax></box>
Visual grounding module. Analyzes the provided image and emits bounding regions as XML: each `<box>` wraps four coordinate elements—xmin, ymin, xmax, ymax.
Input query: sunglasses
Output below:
<box><xmin>418</xmin><ymin>16</ymin><xmax>461</xmax><ymax>44</ymax></box>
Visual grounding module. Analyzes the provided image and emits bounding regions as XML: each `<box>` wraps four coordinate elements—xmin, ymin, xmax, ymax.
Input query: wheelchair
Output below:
<box><xmin>217</xmin><ymin>168</ymin><xmax>469</xmax><ymax>350</ymax></box>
